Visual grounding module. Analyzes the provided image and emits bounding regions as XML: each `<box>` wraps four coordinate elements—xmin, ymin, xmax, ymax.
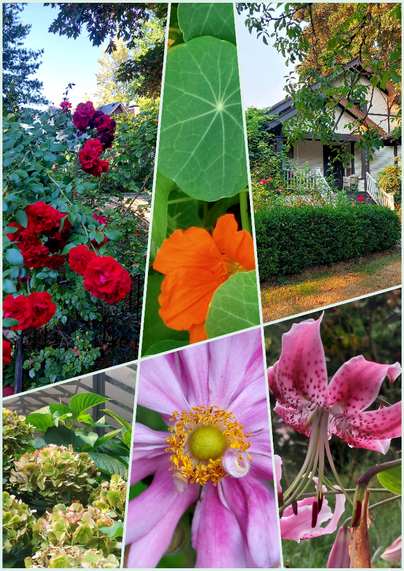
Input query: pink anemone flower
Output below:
<box><xmin>125</xmin><ymin>330</ymin><xmax>280</xmax><ymax>568</ymax></box>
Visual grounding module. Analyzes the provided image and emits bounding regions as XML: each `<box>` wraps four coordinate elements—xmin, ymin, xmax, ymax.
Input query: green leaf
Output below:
<box><xmin>377</xmin><ymin>465</ymin><xmax>401</xmax><ymax>495</ymax></box>
<box><xmin>178</xmin><ymin>3</ymin><xmax>237</xmax><ymax>45</ymax></box>
<box><xmin>43</xmin><ymin>425</ymin><xmax>83</xmax><ymax>451</ymax></box>
<box><xmin>3</xmin><ymin>279</ymin><xmax>17</xmax><ymax>294</ymax></box>
<box><xmin>49</xmin><ymin>403</ymin><xmax>72</xmax><ymax>417</ymax></box>
<box><xmin>93</xmin><ymin>428</ymin><xmax>124</xmax><ymax>449</ymax></box>
<box><xmin>205</xmin><ymin>270</ymin><xmax>260</xmax><ymax>337</ymax></box>
<box><xmin>76</xmin><ymin>430</ymin><xmax>99</xmax><ymax>448</ymax></box>
<box><xmin>101</xmin><ymin>408</ymin><xmax>132</xmax><ymax>432</ymax></box>
<box><xmin>3</xmin><ymin>318</ymin><xmax>19</xmax><ymax>328</ymax></box>
<box><xmin>14</xmin><ymin>210</ymin><xmax>28</xmax><ymax>228</ymax></box>
<box><xmin>25</xmin><ymin>412</ymin><xmax>54</xmax><ymax>432</ymax></box>
<box><xmin>89</xmin><ymin>452</ymin><xmax>128</xmax><ymax>478</ymax></box>
<box><xmin>143</xmin><ymin>339</ymin><xmax>189</xmax><ymax>357</ymax></box>
<box><xmin>104</xmin><ymin>229</ymin><xmax>123</xmax><ymax>240</ymax></box>
<box><xmin>141</xmin><ymin>271</ymin><xmax>189</xmax><ymax>356</ymax></box>
<box><xmin>122</xmin><ymin>431</ymin><xmax>132</xmax><ymax>447</ymax></box>
<box><xmin>5</xmin><ymin>248</ymin><xmax>24</xmax><ymax>266</ymax></box>
<box><xmin>98</xmin><ymin>521</ymin><xmax>124</xmax><ymax>540</ymax></box>
<box><xmin>69</xmin><ymin>393</ymin><xmax>110</xmax><ymax>423</ymax></box>
<box><xmin>158</xmin><ymin>36</ymin><xmax>247</xmax><ymax>200</ymax></box>
<box><xmin>150</xmin><ymin>171</ymin><xmax>177</xmax><ymax>255</ymax></box>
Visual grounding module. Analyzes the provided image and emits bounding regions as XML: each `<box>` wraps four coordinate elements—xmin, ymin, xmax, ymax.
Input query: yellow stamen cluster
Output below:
<box><xmin>165</xmin><ymin>405</ymin><xmax>251</xmax><ymax>486</ymax></box>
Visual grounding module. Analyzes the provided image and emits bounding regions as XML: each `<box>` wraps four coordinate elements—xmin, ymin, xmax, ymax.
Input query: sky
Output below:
<box><xmin>16</xmin><ymin>3</ymin><xmax>291</xmax><ymax>111</ymax></box>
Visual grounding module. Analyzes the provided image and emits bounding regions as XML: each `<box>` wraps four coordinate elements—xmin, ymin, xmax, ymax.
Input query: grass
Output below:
<box><xmin>261</xmin><ymin>248</ymin><xmax>401</xmax><ymax>323</ymax></box>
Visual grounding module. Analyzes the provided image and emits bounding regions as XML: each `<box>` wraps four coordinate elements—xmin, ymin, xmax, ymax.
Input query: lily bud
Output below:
<box><xmin>327</xmin><ymin>525</ymin><xmax>351</xmax><ymax>568</ymax></box>
<box><xmin>380</xmin><ymin>535</ymin><xmax>402</xmax><ymax>562</ymax></box>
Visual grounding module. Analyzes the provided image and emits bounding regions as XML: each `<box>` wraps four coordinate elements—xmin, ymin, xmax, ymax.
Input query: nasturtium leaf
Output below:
<box><xmin>178</xmin><ymin>3</ymin><xmax>237</xmax><ymax>45</ymax></box>
<box><xmin>5</xmin><ymin>248</ymin><xmax>24</xmax><ymax>267</ymax></box>
<box><xmin>205</xmin><ymin>270</ymin><xmax>260</xmax><ymax>337</ymax></box>
<box><xmin>89</xmin><ymin>452</ymin><xmax>128</xmax><ymax>479</ymax></box>
<box><xmin>144</xmin><ymin>339</ymin><xmax>190</xmax><ymax>357</ymax></box>
<box><xmin>69</xmin><ymin>393</ymin><xmax>110</xmax><ymax>423</ymax></box>
<box><xmin>158</xmin><ymin>36</ymin><xmax>247</xmax><ymax>201</ymax></box>
<box><xmin>167</xmin><ymin>188</ymin><xmax>203</xmax><ymax>232</ymax></box>
<box><xmin>141</xmin><ymin>271</ymin><xmax>189</xmax><ymax>356</ymax></box>
<box><xmin>377</xmin><ymin>465</ymin><xmax>401</xmax><ymax>495</ymax></box>
<box><xmin>151</xmin><ymin>171</ymin><xmax>177</xmax><ymax>257</ymax></box>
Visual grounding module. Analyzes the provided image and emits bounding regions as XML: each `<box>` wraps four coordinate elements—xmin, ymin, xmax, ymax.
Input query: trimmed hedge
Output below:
<box><xmin>255</xmin><ymin>204</ymin><xmax>401</xmax><ymax>280</ymax></box>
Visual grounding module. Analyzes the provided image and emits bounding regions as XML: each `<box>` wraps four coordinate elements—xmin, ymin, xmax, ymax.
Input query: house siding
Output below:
<box><xmin>291</xmin><ymin>140</ymin><xmax>324</xmax><ymax>173</ymax></box>
<box><xmin>369</xmin><ymin>146</ymin><xmax>395</xmax><ymax>178</ymax></box>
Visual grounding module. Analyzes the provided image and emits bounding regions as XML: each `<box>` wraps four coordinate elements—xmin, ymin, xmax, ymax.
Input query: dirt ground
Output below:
<box><xmin>261</xmin><ymin>248</ymin><xmax>402</xmax><ymax>323</ymax></box>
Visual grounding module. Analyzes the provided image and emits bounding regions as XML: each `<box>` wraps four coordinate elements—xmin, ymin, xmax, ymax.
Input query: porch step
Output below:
<box><xmin>346</xmin><ymin>190</ymin><xmax>376</xmax><ymax>205</ymax></box>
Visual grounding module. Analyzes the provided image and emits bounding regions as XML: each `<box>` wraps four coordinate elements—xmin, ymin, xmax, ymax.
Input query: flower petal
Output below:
<box><xmin>165</xmin><ymin>345</ymin><xmax>210</xmax><ymax>407</ymax></box>
<box><xmin>268</xmin><ymin>315</ymin><xmax>328</xmax><ymax>411</ymax></box>
<box><xmin>332</xmin><ymin>401</ymin><xmax>402</xmax><ymax>453</ymax></box>
<box><xmin>212</xmin><ymin>213</ymin><xmax>255</xmax><ymax>271</ymax></box>
<box><xmin>131</xmin><ymin>423</ymin><xmax>169</xmax><ymax>485</ymax></box>
<box><xmin>125</xmin><ymin>465</ymin><xmax>199</xmax><ymax>567</ymax></box>
<box><xmin>221</xmin><ymin>477</ymin><xmax>281</xmax><ymax>568</ymax></box>
<box><xmin>192</xmin><ymin>481</ymin><xmax>248</xmax><ymax>568</ymax></box>
<box><xmin>137</xmin><ymin>357</ymin><xmax>192</xmax><ymax>417</ymax></box>
<box><xmin>326</xmin><ymin>357</ymin><xmax>401</xmax><ymax>413</ymax></box>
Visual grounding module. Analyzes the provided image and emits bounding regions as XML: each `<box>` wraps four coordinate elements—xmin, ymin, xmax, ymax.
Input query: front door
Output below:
<box><xmin>323</xmin><ymin>146</ymin><xmax>345</xmax><ymax>190</ymax></box>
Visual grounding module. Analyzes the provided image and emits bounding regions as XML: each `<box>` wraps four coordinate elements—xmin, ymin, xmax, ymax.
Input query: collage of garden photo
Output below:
<box><xmin>2</xmin><ymin>2</ymin><xmax>402</xmax><ymax>570</ymax></box>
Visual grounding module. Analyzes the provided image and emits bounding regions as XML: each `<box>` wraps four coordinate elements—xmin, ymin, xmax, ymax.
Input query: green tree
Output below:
<box><xmin>2</xmin><ymin>3</ymin><xmax>49</xmax><ymax>112</ymax></box>
<box><xmin>238</xmin><ymin>3</ymin><xmax>402</xmax><ymax>162</ymax></box>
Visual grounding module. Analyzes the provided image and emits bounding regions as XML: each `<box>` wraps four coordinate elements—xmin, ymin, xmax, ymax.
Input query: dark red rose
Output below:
<box><xmin>97</xmin><ymin>131</ymin><xmax>114</xmax><ymax>150</ymax></box>
<box><xmin>84</xmin><ymin>138</ymin><xmax>103</xmax><ymax>156</ymax></box>
<box><xmin>60</xmin><ymin>101</ymin><xmax>72</xmax><ymax>113</ymax></box>
<box><xmin>78</xmin><ymin>139</ymin><xmax>105</xmax><ymax>176</ymax></box>
<box><xmin>95</xmin><ymin>113</ymin><xmax>113</xmax><ymax>132</ymax></box>
<box><xmin>88</xmin><ymin>110</ymin><xmax>105</xmax><ymax>129</ymax></box>
<box><xmin>26</xmin><ymin>202</ymin><xmax>62</xmax><ymax>234</ymax></box>
<box><xmin>3</xmin><ymin>340</ymin><xmax>12</xmax><ymax>364</ymax></box>
<box><xmin>18</xmin><ymin>230</ymin><xmax>42</xmax><ymax>251</ymax></box>
<box><xmin>6</xmin><ymin>222</ymin><xmax>24</xmax><ymax>242</ymax></box>
<box><xmin>43</xmin><ymin>253</ymin><xmax>66</xmax><ymax>269</ymax></box>
<box><xmin>87</xmin><ymin>158</ymin><xmax>109</xmax><ymax>178</ymax></box>
<box><xmin>93</xmin><ymin>213</ymin><xmax>108</xmax><ymax>225</ymax></box>
<box><xmin>358</xmin><ymin>196</ymin><xmax>364</xmax><ymax>202</ymax></box>
<box><xmin>69</xmin><ymin>245</ymin><xmax>97</xmax><ymax>276</ymax></box>
<box><xmin>3</xmin><ymin>295</ymin><xmax>32</xmax><ymax>330</ymax></box>
<box><xmin>108</xmin><ymin>119</ymin><xmax>116</xmax><ymax>135</ymax></box>
<box><xmin>29</xmin><ymin>291</ymin><xmax>56</xmax><ymax>327</ymax></box>
<box><xmin>73</xmin><ymin>101</ymin><xmax>96</xmax><ymax>130</ymax></box>
<box><xmin>83</xmin><ymin>257</ymin><xmax>131</xmax><ymax>304</ymax></box>
<box><xmin>21</xmin><ymin>242</ymin><xmax>50</xmax><ymax>268</ymax></box>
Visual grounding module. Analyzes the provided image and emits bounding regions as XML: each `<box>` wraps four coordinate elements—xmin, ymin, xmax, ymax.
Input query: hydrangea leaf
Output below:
<box><xmin>178</xmin><ymin>3</ymin><xmax>236</xmax><ymax>45</ymax></box>
<box><xmin>69</xmin><ymin>393</ymin><xmax>110</xmax><ymax>423</ymax></box>
<box><xmin>377</xmin><ymin>465</ymin><xmax>401</xmax><ymax>495</ymax></box>
<box><xmin>205</xmin><ymin>270</ymin><xmax>260</xmax><ymax>337</ymax></box>
<box><xmin>89</xmin><ymin>452</ymin><xmax>128</xmax><ymax>479</ymax></box>
<box><xmin>25</xmin><ymin>412</ymin><xmax>54</xmax><ymax>432</ymax></box>
<box><xmin>43</xmin><ymin>425</ymin><xmax>83</xmax><ymax>451</ymax></box>
<box><xmin>158</xmin><ymin>36</ymin><xmax>247</xmax><ymax>201</ymax></box>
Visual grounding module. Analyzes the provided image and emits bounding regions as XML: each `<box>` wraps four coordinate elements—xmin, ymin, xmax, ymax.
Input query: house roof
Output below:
<box><xmin>97</xmin><ymin>102</ymin><xmax>127</xmax><ymax>115</ymax></box>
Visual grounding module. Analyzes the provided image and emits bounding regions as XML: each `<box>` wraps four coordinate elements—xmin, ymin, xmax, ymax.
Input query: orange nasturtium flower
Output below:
<box><xmin>153</xmin><ymin>213</ymin><xmax>256</xmax><ymax>344</ymax></box>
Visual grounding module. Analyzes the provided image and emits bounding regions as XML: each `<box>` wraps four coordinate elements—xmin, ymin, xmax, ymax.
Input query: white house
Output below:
<box><xmin>266</xmin><ymin>59</ymin><xmax>401</xmax><ymax>200</ymax></box>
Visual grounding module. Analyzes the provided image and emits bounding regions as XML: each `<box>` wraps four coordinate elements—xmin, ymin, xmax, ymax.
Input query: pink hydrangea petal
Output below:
<box><xmin>332</xmin><ymin>401</ymin><xmax>402</xmax><ymax>453</ymax></box>
<box><xmin>268</xmin><ymin>316</ymin><xmax>328</xmax><ymax>410</ymax></box>
<box><xmin>326</xmin><ymin>357</ymin><xmax>401</xmax><ymax>413</ymax></box>
<box><xmin>137</xmin><ymin>356</ymin><xmax>192</xmax><ymax>416</ymax></box>
<box><xmin>125</xmin><ymin>466</ymin><xmax>199</xmax><ymax>566</ymax></box>
<box><xmin>221</xmin><ymin>477</ymin><xmax>281</xmax><ymax>568</ymax></box>
<box><xmin>131</xmin><ymin>423</ymin><xmax>169</xmax><ymax>485</ymax></box>
<box><xmin>192</xmin><ymin>482</ymin><xmax>248</xmax><ymax>568</ymax></box>
<box><xmin>207</xmin><ymin>329</ymin><xmax>263</xmax><ymax>410</ymax></box>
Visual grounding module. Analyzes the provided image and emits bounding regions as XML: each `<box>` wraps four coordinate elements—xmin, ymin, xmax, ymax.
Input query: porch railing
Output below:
<box><xmin>366</xmin><ymin>172</ymin><xmax>395</xmax><ymax>210</ymax></box>
<box><xmin>284</xmin><ymin>168</ymin><xmax>330</xmax><ymax>191</ymax></box>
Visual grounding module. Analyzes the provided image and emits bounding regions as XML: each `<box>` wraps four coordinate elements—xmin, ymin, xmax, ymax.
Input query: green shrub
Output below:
<box><xmin>3</xmin><ymin>492</ymin><xmax>37</xmax><ymax>554</ymax></box>
<box><xmin>255</xmin><ymin>203</ymin><xmax>401</xmax><ymax>280</ymax></box>
<box><xmin>3</xmin><ymin>409</ymin><xmax>35</xmax><ymax>483</ymax></box>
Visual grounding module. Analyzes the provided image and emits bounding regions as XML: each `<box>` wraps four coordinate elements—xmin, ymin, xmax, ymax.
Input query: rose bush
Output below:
<box><xmin>3</xmin><ymin>97</ymin><xmax>152</xmax><ymax>394</ymax></box>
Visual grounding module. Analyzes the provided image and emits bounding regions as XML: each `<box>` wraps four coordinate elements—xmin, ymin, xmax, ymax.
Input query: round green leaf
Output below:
<box><xmin>5</xmin><ymin>248</ymin><xmax>24</xmax><ymax>267</ymax></box>
<box><xmin>104</xmin><ymin>229</ymin><xmax>123</xmax><ymax>240</ymax></box>
<box><xmin>158</xmin><ymin>36</ymin><xmax>247</xmax><ymax>200</ymax></box>
<box><xmin>178</xmin><ymin>3</ymin><xmax>237</xmax><ymax>45</ymax></box>
<box><xmin>3</xmin><ymin>318</ymin><xmax>19</xmax><ymax>328</ymax></box>
<box><xmin>3</xmin><ymin>279</ymin><xmax>17</xmax><ymax>294</ymax></box>
<box><xmin>205</xmin><ymin>270</ymin><xmax>260</xmax><ymax>337</ymax></box>
<box><xmin>377</xmin><ymin>465</ymin><xmax>401</xmax><ymax>495</ymax></box>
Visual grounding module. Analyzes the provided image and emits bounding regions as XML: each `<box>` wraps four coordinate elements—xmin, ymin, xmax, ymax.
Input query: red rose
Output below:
<box><xmin>43</xmin><ymin>253</ymin><xmax>66</xmax><ymax>269</ymax></box>
<box><xmin>95</xmin><ymin>114</ymin><xmax>113</xmax><ymax>132</ymax></box>
<box><xmin>108</xmin><ymin>119</ymin><xmax>116</xmax><ymax>135</ymax></box>
<box><xmin>88</xmin><ymin>110</ymin><xmax>105</xmax><ymax>129</ymax></box>
<box><xmin>60</xmin><ymin>101</ymin><xmax>72</xmax><ymax>113</ymax></box>
<box><xmin>6</xmin><ymin>222</ymin><xmax>23</xmax><ymax>242</ymax></box>
<box><xmin>358</xmin><ymin>196</ymin><xmax>364</xmax><ymax>202</ymax></box>
<box><xmin>18</xmin><ymin>230</ymin><xmax>42</xmax><ymax>251</ymax></box>
<box><xmin>87</xmin><ymin>158</ymin><xmax>109</xmax><ymax>178</ymax></box>
<box><xmin>84</xmin><ymin>138</ymin><xmax>103</xmax><ymax>156</ymax></box>
<box><xmin>73</xmin><ymin>101</ymin><xmax>96</xmax><ymax>130</ymax></box>
<box><xmin>83</xmin><ymin>257</ymin><xmax>131</xmax><ymax>304</ymax></box>
<box><xmin>3</xmin><ymin>340</ymin><xmax>12</xmax><ymax>364</ymax></box>
<box><xmin>97</xmin><ymin>131</ymin><xmax>114</xmax><ymax>150</ymax></box>
<box><xmin>69</xmin><ymin>245</ymin><xmax>97</xmax><ymax>276</ymax></box>
<box><xmin>26</xmin><ymin>202</ymin><xmax>62</xmax><ymax>234</ymax></box>
<box><xmin>29</xmin><ymin>291</ymin><xmax>56</xmax><ymax>327</ymax></box>
<box><xmin>3</xmin><ymin>295</ymin><xmax>32</xmax><ymax>330</ymax></box>
<box><xmin>21</xmin><ymin>241</ymin><xmax>50</xmax><ymax>268</ymax></box>
<box><xmin>93</xmin><ymin>213</ymin><xmax>108</xmax><ymax>225</ymax></box>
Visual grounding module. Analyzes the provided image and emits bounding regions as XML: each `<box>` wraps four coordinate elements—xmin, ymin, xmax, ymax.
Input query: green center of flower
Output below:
<box><xmin>189</xmin><ymin>425</ymin><xmax>227</xmax><ymax>461</ymax></box>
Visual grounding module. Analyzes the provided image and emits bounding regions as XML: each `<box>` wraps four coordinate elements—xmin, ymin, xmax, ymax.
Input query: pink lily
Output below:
<box><xmin>274</xmin><ymin>456</ymin><xmax>346</xmax><ymax>543</ymax></box>
<box><xmin>380</xmin><ymin>535</ymin><xmax>402</xmax><ymax>561</ymax></box>
<box><xmin>327</xmin><ymin>525</ymin><xmax>351</xmax><ymax>568</ymax></box>
<box><xmin>268</xmin><ymin>314</ymin><xmax>401</xmax><ymax>454</ymax></box>
<box><xmin>125</xmin><ymin>330</ymin><xmax>280</xmax><ymax>568</ymax></box>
